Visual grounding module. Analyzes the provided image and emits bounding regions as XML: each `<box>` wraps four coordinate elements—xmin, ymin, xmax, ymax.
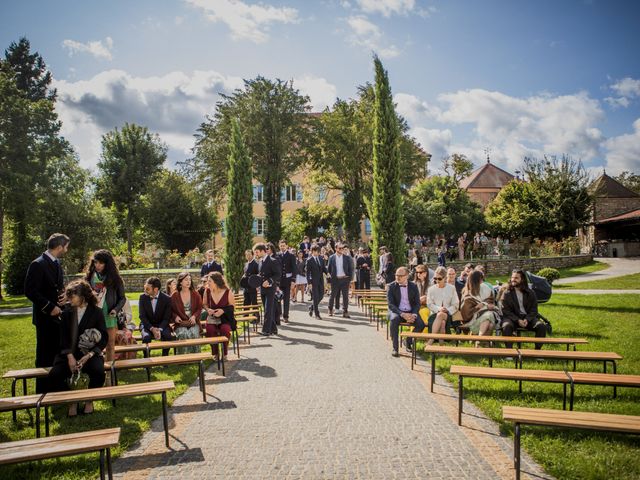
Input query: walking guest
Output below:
<box><xmin>425</xmin><ymin>266</ymin><xmax>459</xmax><ymax>345</ymax></box>
<box><xmin>328</xmin><ymin>242</ymin><xmax>353</xmax><ymax>318</ymax></box>
<box><xmin>277</xmin><ymin>240</ymin><xmax>297</xmax><ymax>322</ymax></box>
<box><xmin>267</xmin><ymin>242</ymin><xmax>283</xmax><ymax>325</ymax></box>
<box><xmin>387</xmin><ymin>267</ymin><xmax>423</xmax><ymax>357</ymax></box>
<box><xmin>166</xmin><ymin>278</ymin><xmax>177</xmax><ymax>296</ymax></box>
<box><xmin>378</xmin><ymin>246</ymin><xmax>388</xmax><ymax>277</ymax></box>
<box><xmin>356</xmin><ymin>248</ymin><xmax>372</xmax><ymax>290</ymax></box>
<box><xmin>293</xmin><ymin>250</ymin><xmax>307</xmax><ymax>302</ymax></box>
<box><xmin>25</xmin><ymin>233</ymin><xmax>70</xmax><ymax>393</ymax></box>
<box><xmin>500</xmin><ymin>269</ymin><xmax>545</xmax><ymax>348</ymax></box>
<box><xmin>139</xmin><ymin>277</ymin><xmax>173</xmax><ymax>355</ymax></box>
<box><xmin>170</xmin><ymin>271</ymin><xmax>203</xmax><ymax>354</ymax></box>
<box><xmin>254</xmin><ymin>243</ymin><xmax>280</xmax><ymax>336</ymax></box>
<box><xmin>201</xmin><ymin>249</ymin><xmax>223</xmax><ymax>276</ymax></box>
<box><xmin>203</xmin><ymin>272</ymin><xmax>236</xmax><ymax>358</ymax></box>
<box><xmin>84</xmin><ymin>249</ymin><xmax>125</xmax><ymax>362</ymax></box>
<box><xmin>306</xmin><ymin>245</ymin><xmax>326</xmax><ymax>319</ymax></box>
<box><xmin>48</xmin><ymin>280</ymin><xmax>107</xmax><ymax>415</ymax></box>
<box><xmin>382</xmin><ymin>252</ymin><xmax>396</xmax><ymax>286</ymax></box>
<box><xmin>299</xmin><ymin>236</ymin><xmax>312</xmax><ymax>259</ymax></box>
<box><xmin>241</xmin><ymin>249</ymin><xmax>259</xmax><ymax>305</ymax></box>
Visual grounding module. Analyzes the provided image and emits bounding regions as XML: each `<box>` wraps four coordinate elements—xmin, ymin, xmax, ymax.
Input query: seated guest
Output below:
<box><xmin>202</xmin><ymin>272</ymin><xmax>236</xmax><ymax>358</ymax></box>
<box><xmin>460</xmin><ymin>271</ymin><xmax>496</xmax><ymax>338</ymax></box>
<box><xmin>474</xmin><ymin>264</ymin><xmax>495</xmax><ymax>297</ymax></box>
<box><xmin>446</xmin><ymin>267</ymin><xmax>457</xmax><ymax>287</ymax></box>
<box><xmin>413</xmin><ymin>265</ymin><xmax>431</xmax><ymax>326</ymax></box>
<box><xmin>387</xmin><ymin>267</ymin><xmax>423</xmax><ymax>357</ymax></box>
<box><xmin>166</xmin><ymin>278</ymin><xmax>177</xmax><ymax>296</ymax></box>
<box><xmin>454</xmin><ymin>263</ymin><xmax>474</xmax><ymax>300</ymax></box>
<box><xmin>170</xmin><ymin>272</ymin><xmax>203</xmax><ymax>354</ymax></box>
<box><xmin>201</xmin><ymin>249</ymin><xmax>223</xmax><ymax>276</ymax></box>
<box><xmin>48</xmin><ymin>280</ymin><xmax>107</xmax><ymax>416</ymax></box>
<box><xmin>139</xmin><ymin>276</ymin><xmax>173</xmax><ymax>356</ymax></box>
<box><xmin>500</xmin><ymin>269</ymin><xmax>545</xmax><ymax>349</ymax></box>
<box><xmin>426</xmin><ymin>266</ymin><xmax>459</xmax><ymax>345</ymax></box>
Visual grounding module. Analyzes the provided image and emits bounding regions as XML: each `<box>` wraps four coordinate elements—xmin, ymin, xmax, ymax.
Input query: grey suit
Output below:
<box><xmin>327</xmin><ymin>254</ymin><xmax>353</xmax><ymax>315</ymax></box>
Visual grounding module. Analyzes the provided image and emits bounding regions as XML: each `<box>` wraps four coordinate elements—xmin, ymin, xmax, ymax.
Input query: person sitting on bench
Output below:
<box><xmin>139</xmin><ymin>276</ymin><xmax>174</xmax><ymax>355</ymax></box>
<box><xmin>500</xmin><ymin>269</ymin><xmax>546</xmax><ymax>349</ymax></box>
<box><xmin>387</xmin><ymin>267</ymin><xmax>423</xmax><ymax>357</ymax></box>
<box><xmin>48</xmin><ymin>280</ymin><xmax>108</xmax><ymax>416</ymax></box>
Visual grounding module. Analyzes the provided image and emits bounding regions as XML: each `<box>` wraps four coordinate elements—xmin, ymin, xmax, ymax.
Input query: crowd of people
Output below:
<box><xmin>405</xmin><ymin>232</ymin><xmax>511</xmax><ymax>265</ymax></box>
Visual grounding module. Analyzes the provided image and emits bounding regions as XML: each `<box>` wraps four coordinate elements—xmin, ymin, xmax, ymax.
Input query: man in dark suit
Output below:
<box><xmin>306</xmin><ymin>245</ymin><xmax>326</xmax><ymax>319</ymax></box>
<box><xmin>201</xmin><ymin>249</ymin><xmax>223</xmax><ymax>277</ymax></box>
<box><xmin>241</xmin><ymin>249</ymin><xmax>259</xmax><ymax>305</ymax></box>
<box><xmin>139</xmin><ymin>277</ymin><xmax>173</xmax><ymax>355</ymax></box>
<box><xmin>356</xmin><ymin>248</ymin><xmax>372</xmax><ymax>290</ymax></box>
<box><xmin>327</xmin><ymin>243</ymin><xmax>354</xmax><ymax>318</ymax></box>
<box><xmin>277</xmin><ymin>240</ymin><xmax>297</xmax><ymax>322</ymax></box>
<box><xmin>254</xmin><ymin>243</ymin><xmax>280</xmax><ymax>336</ymax></box>
<box><xmin>387</xmin><ymin>266</ymin><xmax>423</xmax><ymax>357</ymax></box>
<box><xmin>24</xmin><ymin>233</ymin><xmax>70</xmax><ymax>393</ymax></box>
<box><xmin>299</xmin><ymin>236</ymin><xmax>311</xmax><ymax>259</ymax></box>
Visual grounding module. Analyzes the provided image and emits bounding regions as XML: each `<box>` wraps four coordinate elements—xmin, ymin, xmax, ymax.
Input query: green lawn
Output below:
<box><xmin>485</xmin><ymin>260</ymin><xmax>610</xmax><ymax>285</ymax></box>
<box><xmin>556</xmin><ymin>272</ymin><xmax>640</xmax><ymax>290</ymax></box>
<box><xmin>416</xmin><ymin>293</ymin><xmax>640</xmax><ymax>480</ymax></box>
<box><xmin>0</xmin><ymin>304</ymin><xmax>223</xmax><ymax>479</ymax></box>
<box><xmin>0</xmin><ymin>294</ymin><xmax>31</xmax><ymax>310</ymax></box>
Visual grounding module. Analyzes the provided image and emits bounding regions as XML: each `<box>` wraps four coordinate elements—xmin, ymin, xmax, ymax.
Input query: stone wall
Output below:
<box><xmin>65</xmin><ymin>269</ymin><xmax>201</xmax><ymax>293</ymax></box>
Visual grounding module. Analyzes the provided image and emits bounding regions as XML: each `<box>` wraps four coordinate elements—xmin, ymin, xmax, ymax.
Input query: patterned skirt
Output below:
<box><xmin>174</xmin><ymin>325</ymin><xmax>202</xmax><ymax>354</ymax></box>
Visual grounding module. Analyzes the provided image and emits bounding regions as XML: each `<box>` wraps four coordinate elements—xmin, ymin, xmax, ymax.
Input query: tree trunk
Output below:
<box><xmin>0</xmin><ymin>194</ymin><xmax>4</xmax><ymax>301</ymax></box>
<box><xmin>126</xmin><ymin>208</ymin><xmax>133</xmax><ymax>263</ymax></box>
<box><xmin>264</xmin><ymin>180</ymin><xmax>282</xmax><ymax>245</ymax></box>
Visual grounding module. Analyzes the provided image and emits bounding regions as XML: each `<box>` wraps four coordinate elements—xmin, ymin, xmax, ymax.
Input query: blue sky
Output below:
<box><xmin>2</xmin><ymin>0</ymin><xmax>639</xmax><ymax>175</ymax></box>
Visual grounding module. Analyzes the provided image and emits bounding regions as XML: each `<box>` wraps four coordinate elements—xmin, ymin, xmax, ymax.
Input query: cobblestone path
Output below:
<box><xmin>114</xmin><ymin>297</ymin><xmax>550</xmax><ymax>479</ymax></box>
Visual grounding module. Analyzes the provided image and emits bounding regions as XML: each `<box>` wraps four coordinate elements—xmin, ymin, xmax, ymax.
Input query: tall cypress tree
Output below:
<box><xmin>369</xmin><ymin>55</ymin><xmax>406</xmax><ymax>269</ymax></box>
<box><xmin>223</xmin><ymin>119</ymin><xmax>253</xmax><ymax>290</ymax></box>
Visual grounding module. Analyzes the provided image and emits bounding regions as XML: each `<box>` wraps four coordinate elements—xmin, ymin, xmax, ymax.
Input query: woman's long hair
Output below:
<box><xmin>84</xmin><ymin>249</ymin><xmax>122</xmax><ymax>288</ymax></box>
<box><xmin>65</xmin><ymin>279</ymin><xmax>98</xmax><ymax>307</ymax></box>
<box><xmin>462</xmin><ymin>270</ymin><xmax>483</xmax><ymax>297</ymax></box>
<box><xmin>207</xmin><ymin>271</ymin><xmax>228</xmax><ymax>290</ymax></box>
<box><xmin>176</xmin><ymin>272</ymin><xmax>194</xmax><ymax>292</ymax></box>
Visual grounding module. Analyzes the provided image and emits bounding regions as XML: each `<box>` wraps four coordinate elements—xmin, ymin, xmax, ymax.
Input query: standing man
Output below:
<box><xmin>299</xmin><ymin>236</ymin><xmax>311</xmax><ymax>259</ymax></box>
<box><xmin>277</xmin><ymin>240</ymin><xmax>297</xmax><ymax>323</ymax></box>
<box><xmin>241</xmin><ymin>249</ymin><xmax>259</xmax><ymax>306</ymax></box>
<box><xmin>387</xmin><ymin>267</ymin><xmax>423</xmax><ymax>357</ymax></box>
<box><xmin>254</xmin><ymin>243</ymin><xmax>280</xmax><ymax>336</ymax></box>
<box><xmin>306</xmin><ymin>245</ymin><xmax>326</xmax><ymax>319</ymax></box>
<box><xmin>139</xmin><ymin>277</ymin><xmax>173</xmax><ymax>355</ymax></box>
<box><xmin>24</xmin><ymin>233</ymin><xmax>70</xmax><ymax>393</ymax></box>
<box><xmin>328</xmin><ymin>243</ymin><xmax>353</xmax><ymax>318</ymax></box>
<box><xmin>356</xmin><ymin>248</ymin><xmax>372</xmax><ymax>290</ymax></box>
<box><xmin>201</xmin><ymin>249</ymin><xmax>223</xmax><ymax>277</ymax></box>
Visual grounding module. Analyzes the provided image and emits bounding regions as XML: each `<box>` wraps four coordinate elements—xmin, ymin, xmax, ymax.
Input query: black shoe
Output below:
<box><xmin>308</xmin><ymin>309</ymin><xmax>313</xmax><ymax>317</ymax></box>
<box><xmin>315</xmin><ymin>315</ymin><xmax>322</xmax><ymax>320</ymax></box>
<box><xmin>405</xmin><ymin>342</ymin><xmax>413</xmax><ymax>353</ymax></box>
<box><xmin>328</xmin><ymin>309</ymin><xmax>333</xmax><ymax>316</ymax></box>
<box><xmin>391</xmin><ymin>350</ymin><xmax>399</xmax><ymax>357</ymax></box>
<box><xmin>258</xmin><ymin>332</ymin><xmax>270</xmax><ymax>336</ymax></box>
<box><xmin>342</xmin><ymin>312</ymin><xmax>350</xmax><ymax>319</ymax></box>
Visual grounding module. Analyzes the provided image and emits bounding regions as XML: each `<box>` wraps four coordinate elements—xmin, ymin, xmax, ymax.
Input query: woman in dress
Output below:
<box><xmin>425</xmin><ymin>266</ymin><xmax>459</xmax><ymax>345</ymax></box>
<box><xmin>293</xmin><ymin>250</ymin><xmax>307</xmax><ymax>303</ymax></box>
<box><xmin>48</xmin><ymin>279</ymin><xmax>108</xmax><ymax>416</ymax></box>
<box><xmin>84</xmin><ymin>250</ymin><xmax>125</xmax><ymax>362</ymax></box>
<box><xmin>202</xmin><ymin>272</ymin><xmax>235</xmax><ymax>358</ymax></box>
<box><xmin>460</xmin><ymin>270</ymin><xmax>496</xmax><ymax>340</ymax></box>
<box><xmin>170</xmin><ymin>272</ymin><xmax>203</xmax><ymax>354</ymax></box>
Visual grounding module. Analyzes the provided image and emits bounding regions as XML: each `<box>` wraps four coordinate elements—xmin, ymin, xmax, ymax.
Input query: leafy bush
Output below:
<box><xmin>537</xmin><ymin>267</ymin><xmax>560</xmax><ymax>284</ymax></box>
<box><xmin>4</xmin><ymin>237</ymin><xmax>42</xmax><ymax>295</ymax></box>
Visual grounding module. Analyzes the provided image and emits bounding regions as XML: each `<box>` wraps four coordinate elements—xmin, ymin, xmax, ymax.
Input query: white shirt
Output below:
<box><xmin>427</xmin><ymin>283</ymin><xmax>459</xmax><ymax>315</ymax></box>
<box><xmin>335</xmin><ymin>254</ymin><xmax>345</xmax><ymax>277</ymax></box>
<box><xmin>76</xmin><ymin>305</ymin><xmax>87</xmax><ymax>324</ymax></box>
<box><xmin>45</xmin><ymin>250</ymin><xmax>58</xmax><ymax>263</ymax></box>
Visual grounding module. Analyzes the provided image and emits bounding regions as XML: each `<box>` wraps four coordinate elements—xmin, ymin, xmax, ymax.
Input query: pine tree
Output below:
<box><xmin>369</xmin><ymin>55</ymin><xmax>406</xmax><ymax>269</ymax></box>
<box><xmin>223</xmin><ymin>119</ymin><xmax>253</xmax><ymax>291</ymax></box>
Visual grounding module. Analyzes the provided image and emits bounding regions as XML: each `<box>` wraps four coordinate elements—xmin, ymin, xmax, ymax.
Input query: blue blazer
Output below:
<box><xmin>387</xmin><ymin>281</ymin><xmax>420</xmax><ymax>316</ymax></box>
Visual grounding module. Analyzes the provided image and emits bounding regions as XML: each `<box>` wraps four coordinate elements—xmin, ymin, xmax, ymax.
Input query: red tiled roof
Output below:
<box><xmin>590</xmin><ymin>173</ymin><xmax>639</xmax><ymax>198</ymax></box>
<box><xmin>596</xmin><ymin>208</ymin><xmax>640</xmax><ymax>224</ymax></box>
<box><xmin>460</xmin><ymin>161</ymin><xmax>515</xmax><ymax>189</ymax></box>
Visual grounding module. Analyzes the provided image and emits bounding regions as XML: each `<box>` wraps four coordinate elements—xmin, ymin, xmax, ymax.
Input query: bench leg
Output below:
<box><xmin>146</xmin><ymin>367</ymin><xmax>152</xmax><ymax>382</ymax></box>
<box><xmin>11</xmin><ymin>379</ymin><xmax>17</xmax><ymax>423</ymax></box>
<box><xmin>45</xmin><ymin>406</ymin><xmax>50</xmax><ymax>437</ymax></box>
<box><xmin>236</xmin><ymin>332</ymin><xmax>240</xmax><ymax>358</ymax></box>
<box><xmin>514</xmin><ymin>423</ymin><xmax>521</xmax><ymax>480</ymax></box>
<box><xmin>22</xmin><ymin>377</ymin><xmax>27</xmax><ymax>396</ymax></box>
<box><xmin>199</xmin><ymin>360</ymin><xmax>206</xmax><ymax>402</ymax></box>
<box><xmin>231</xmin><ymin>331</ymin><xmax>237</xmax><ymax>355</ymax></box>
<box><xmin>221</xmin><ymin>346</ymin><xmax>226</xmax><ymax>377</ymax></box>
<box><xmin>111</xmin><ymin>364</ymin><xmax>118</xmax><ymax>407</ymax></box>
<box><xmin>458</xmin><ymin>376</ymin><xmax>463</xmax><ymax>426</ymax></box>
<box><xmin>430</xmin><ymin>354</ymin><xmax>436</xmax><ymax>393</ymax></box>
<box><xmin>107</xmin><ymin>448</ymin><xmax>113</xmax><ymax>480</ymax></box>
<box><xmin>563</xmin><ymin>383</ymin><xmax>567</xmax><ymax>410</ymax></box>
<box><xmin>162</xmin><ymin>391</ymin><xmax>170</xmax><ymax>448</ymax></box>
<box><xmin>570</xmin><ymin>383</ymin><xmax>575</xmax><ymax>411</ymax></box>
<box><xmin>99</xmin><ymin>449</ymin><xmax>106</xmax><ymax>480</ymax></box>
<box><xmin>216</xmin><ymin>344</ymin><xmax>221</xmax><ymax>372</ymax></box>
<box><xmin>612</xmin><ymin>361</ymin><xmax>617</xmax><ymax>398</ymax></box>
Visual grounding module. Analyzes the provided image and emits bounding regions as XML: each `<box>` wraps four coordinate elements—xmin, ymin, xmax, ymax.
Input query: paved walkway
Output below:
<box><xmin>113</xmin><ymin>297</ymin><xmax>550</xmax><ymax>479</ymax></box>
<box><xmin>554</xmin><ymin>257</ymin><xmax>640</xmax><ymax>285</ymax></box>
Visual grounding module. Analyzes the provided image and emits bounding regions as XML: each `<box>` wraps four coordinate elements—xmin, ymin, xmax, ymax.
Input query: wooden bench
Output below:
<box><xmin>37</xmin><ymin>380</ymin><xmax>175</xmax><ymax>447</ymax></box>
<box><xmin>450</xmin><ymin>366</ymin><xmax>640</xmax><ymax>424</ymax></box>
<box><xmin>2</xmin><ymin>368</ymin><xmax>50</xmax><ymax>421</ymax></box>
<box><xmin>0</xmin><ymin>427</ymin><xmax>121</xmax><ymax>480</ymax></box>
<box><xmin>110</xmin><ymin>353</ymin><xmax>212</xmax><ymax>402</ymax></box>
<box><xmin>401</xmin><ymin>332</ymin><xmax>589</xmax><ymax>369</ymax></box>
<box><xmin>422</xmin><ymin>345</ymin><xmax>621</xmax><ymax>392</ymax></box>
<box><xmin>503</xmin><ymin>406</ymin><xmax>640</xmax><ymax>480</ymax></box>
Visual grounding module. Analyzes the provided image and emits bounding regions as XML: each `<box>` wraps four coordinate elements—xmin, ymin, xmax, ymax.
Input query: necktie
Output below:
<box><xmin>316</xmin><ymin>257</ymin><xmax>320</xmax><ymax>267</ymax></box>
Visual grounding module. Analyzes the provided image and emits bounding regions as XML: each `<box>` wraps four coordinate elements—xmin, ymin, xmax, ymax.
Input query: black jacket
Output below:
<box><xmin>259</xmin><ymin>255</ymin><xmax>280</xmax><ymax>291</ymax></box>
<box><xmin>59</xmin><ymin>303</ymin><xmax>108</xmax><ymax>357</ymax></box>
<box><xmin>24</xmin><ymin>253</ymin><xmax>64</xmax><ymax>326</ymax></box>
<box><xmin>201</xmin><ymin>261</ymin><xmax>223</xmax><ymax>276</ymax></box>
<box><xmin>387</xmin><ymin>281</ymin><xmax>421</xmax><ymax>316</ymax></box>
<box><xmin>241</xmin><ymin>259</ymin><xmax>259</xmax><ymax>289</ymax></box>
<box><xmin>277</xmin><ymin>251</ymin><xmax>297</xmax><ymax>282</ymax></box>
<box><xmin>306</xmin><ymin>255</ymin><xmax>326</xmax><ymax>285</ymax></box>
<box><xmin>501</xmin><ymin>288</ymin><xmax>539</xmax><ymax>325</ymax></box>
<box><xmin>356</xmin><ymin>255</ymin><xmax>372</xmax><ymax>270</ymax></box>
<box><xmin>139</xmin><ymin>291</ymin><xmax>172</xmax><ymax>331</ymax></box>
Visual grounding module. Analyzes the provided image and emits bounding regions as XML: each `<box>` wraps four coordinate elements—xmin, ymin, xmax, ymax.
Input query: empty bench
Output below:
<box><xmin>0</xmin><ymin>427</ymin><xmax>120</xmax><ymax>480</ymax></box>
<box><xmin>503</xmin><ymin>406</ymin><xmax>640</xmax><ymax>480</ymax></box>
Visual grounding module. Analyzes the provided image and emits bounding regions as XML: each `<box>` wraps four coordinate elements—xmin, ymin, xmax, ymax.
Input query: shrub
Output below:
<box><xmin>537</xmin><ymin>267</ymin><xmax>560</xmax><ymax>284</ymax></box>
<box><xmin>4</xmin><ymin>237</ymin><xmax>42</xmax><ymax>295</ymax></box>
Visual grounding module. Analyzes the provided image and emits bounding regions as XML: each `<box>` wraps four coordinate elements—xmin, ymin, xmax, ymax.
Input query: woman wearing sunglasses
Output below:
<box><xmin>426</xmin><ymin>266</ymin><xmax>459</xmax><ymax>345</ymax></box>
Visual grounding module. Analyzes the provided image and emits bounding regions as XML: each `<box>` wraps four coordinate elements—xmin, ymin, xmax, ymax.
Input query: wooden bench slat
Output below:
<box><xmin>450</xmin><ymin>365</ymin><xmax>570</xmax><ymax>381</ymax></box>
<box><xmin>148</xmin><ymin>337</ymin><xmax>227</xmax><ymax>349</ymax></box>
<box><xmin>502</xmin><ymin>406</ymin><xmax>640</xmax><ymax>433</ymax></box>
<box><xmin>40</xmin><ymin>380</ymin><xmax>175</xmax><ymax>405</ymax></box>
<box><xmin>0</xmin><ymin>394</ymin><xmax>43</xmax><ymax>412</ymax></box>
<box><xmin>113</xmin><ymin>353</ymin><xmax>211</xmax><ymax>369</ymax></box>
<box><xmin>3</xmin><ymin>368</ymin><xmax>51</xmax><ymax>379</ymax></box>
<box><xmin>424</xmin><ymin>346</ymin><xmax>621</xmax><ymax>361</ymax></box>
<box><xmin>401</xmin><ymin>332</ymin><xmax>589</xmax><ymax>344</ymax></box>
<box><xmin>424</xmin><ymin>346</ymin><xmax>518</xmax><ymax>356</ymax></box>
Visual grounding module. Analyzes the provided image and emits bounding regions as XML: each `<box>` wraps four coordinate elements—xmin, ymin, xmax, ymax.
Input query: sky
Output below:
<box><xmin>2</xmin><ymin>0</ymin><xmax>639</xmax><ymax>176</ymax></box>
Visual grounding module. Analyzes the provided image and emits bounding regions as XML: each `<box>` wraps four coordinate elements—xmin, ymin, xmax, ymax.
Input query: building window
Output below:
<box><xmin>364</xmin><ymin>218</ymin><xmax>372</xmax><ymax>235</ymax></box>
<box><xmin>317</xmin><ymin>187</ymin><xmax>328</xmax><ymax>202</ymax></box>
<box><xmin>253</xmin><ymin>218</ymin><xmax>265</xmax><ymax>236</ymax></box>
<box><xmin>253</xmin><ymin>184</ymin><xmax>264</xmax><ymax>202</ymax></box>
<box><xmin>283</xmin><ymin>184</ymin><xmax>302</xmax><ymax>202</ymax></box>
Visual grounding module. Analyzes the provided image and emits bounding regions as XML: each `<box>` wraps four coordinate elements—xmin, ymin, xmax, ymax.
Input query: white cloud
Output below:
<box><xmin>410</xmin><ymin>127</ymin><xmax>452</xmax><ymax>162</ymax></box>
<box><xmin>605</xmin><ymin>96</ymin><xmax>630</xmax><ymax>109</ymax></box>
<box><xmin>606</xmin><ymin>77</ymin><xmax>640</xmax><ymax>109</ymax></box>
<box><xmin>604</xmin><ymin>118</ymin><xmax>640</xmax><ymax>175</ymax></box>
<box><xmin>355</xmin><ymin>0</ymin><xmax>415</xmax><ymax>17</ymax></box>
<box><xmin>54</xmin><ymin>69</ymin><xmax>244</xmax><ymax>169</ymax></box>
<box><xmin>345</xmin><ymin>15</ymin><xmax>401</xmax><ymax>58</ymax></box>
<box><xmin>294</xmin><ymin>75</ymin><xmax>337</xmax><ymax>112</ymax></box>
<box><xmin>61</xmin><ymin>37</ymin><xmax>114</xmax><ymax>60</ymax></box>
<box><xmin>184</xmin><ymin>0</ymin><xmax>299</xmax><ymax>43</ymax></box>
<box><xmin>394</xmin><ymin>93</ymin><xmax>439</xmax><ymax>123</ymax></box>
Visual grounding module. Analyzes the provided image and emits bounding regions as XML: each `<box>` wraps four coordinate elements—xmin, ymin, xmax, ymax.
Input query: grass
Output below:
<box><xmin>0</xmin><ymin>293</ymin><xmax>31</xmax><ymax>310</ymax></box>
<box><xmin>556</xmin><ymin>272</ymin><xmax>640</xmax><ymax>290</ymax></box>
<box><xmin>416</xmin><ymin>293</ymin><xmax>640</xmax><ymax>480</ymax></box>
<box><xmin>485</xmin><ymin>260</ymin><xmax>610</xmax><ymax>285</ymax></box>
<box><xmin>0</xmin><ymin>303</ymin><xmax>223</xmax><ymax>479</ymax></box>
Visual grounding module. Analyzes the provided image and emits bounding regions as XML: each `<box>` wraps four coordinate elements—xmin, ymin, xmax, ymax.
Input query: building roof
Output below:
<box><xmin>590</xmin><ymin>173</ymin><xmax>639</xmax><ymax>198</ymax></box>
<box><xmin>596</xmin><ymin>208</ymin><xmax>640</xmax><ymax>224</ymax></box>
<box><xmin>460</xmin><ymin>161</ymin><xmax>515</xmax><ymax>189</ymax></box>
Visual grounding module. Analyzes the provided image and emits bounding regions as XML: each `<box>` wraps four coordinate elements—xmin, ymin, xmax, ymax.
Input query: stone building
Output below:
<box><xmin>459</xmin><ymin>160</ymin><xmax>515</xmax><ymax>208</ymax></box>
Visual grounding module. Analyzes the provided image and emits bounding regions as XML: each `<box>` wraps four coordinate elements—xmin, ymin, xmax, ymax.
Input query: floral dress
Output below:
<box><xmin>174</xmin><ymin>299</ymin><xmax>201</xmax><ymax>354</ymax></box>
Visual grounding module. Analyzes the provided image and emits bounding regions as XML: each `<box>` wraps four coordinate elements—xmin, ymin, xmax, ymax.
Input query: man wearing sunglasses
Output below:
<box><xmin>387</xmin><ymin>267</ymin><xmax>423</xmax><ymax>357</ymax></box>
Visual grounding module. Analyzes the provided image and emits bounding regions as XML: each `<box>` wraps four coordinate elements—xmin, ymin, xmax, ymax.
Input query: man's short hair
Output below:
<box><xmin>206</xmin><ymin>249</ymin><xmax>214</xmax><ymax>255</ymax></box>
<box><xmin>311</xmin><ymin>245</ymin><xmax>321</xmax><ymax>253</ymax></box>
<box><xmin>464</xmin><ymin>263</ymin><xmax>475</xmax><ymax>270</ymax></box>
<box><xmin>279</xmin><ymin>239</ymin><xmax>287</xmax><ymax>245</ymax></box>
<box><xmin>47</xmin><ymin>233</ymin><xmax>70</xmax><ymax>250</ymax></box>
<box><xmin>253</xmin><ymin>243</ymin><xmax>266</xmax><ymax>252</ymax></box>
<box><xmin>395</xmin><ymin>267</ymin><xmax>409</xmax><ymax>276</ymax></box>
<box><xmin>145</xmin><ymin>276</ymin><xmax>162</xmax><ymax>290</ymax></box>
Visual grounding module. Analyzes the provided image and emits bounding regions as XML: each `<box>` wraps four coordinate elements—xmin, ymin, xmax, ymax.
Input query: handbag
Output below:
<box><xmin>117</xmin><ymin>298</ymin><xmax>133</xmax><ymax>330</ymax></box>
<box><xmin>67</xmin><ymin>369</ymin><xmax>90</xmax><ymax>390</ymax></box>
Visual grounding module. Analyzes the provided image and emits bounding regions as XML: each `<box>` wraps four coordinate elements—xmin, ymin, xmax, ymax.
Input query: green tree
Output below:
<box><xmin>142</xmin><ymin>170</ymin><xmax>216</xmax><ymax>253</ymax></box>
<box><xmin>188</xmin><ymin>77</ymin><xmax>313</xmax><ymax>244</ymax></box>
<box><xmin>96</xmin><ymin>123</ymin><xmax>167</xmax><ymax>260</ymax></box>
<box><xmin>614</xmin><ymin>171</ymin><xmax>640</xmax><ymax>194</ymax></box>
<box><xmin>281</xmin><ymin>203</ymin><xmax>341</xmax><ymax>246</ymax></box>
<box><xmin>369</xmin><ymin>55</ymin><xmax>405</xmax><ymax>267</ymax></box>
<box><xmin>485</xmin><ymin>180</ymin><xmax>542</xmax><ymax>238</ymax></box>
<box><xmin>223</xmin><ymin>120</ymin><xmax>253</xmax><ymax>290</ymax></box>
